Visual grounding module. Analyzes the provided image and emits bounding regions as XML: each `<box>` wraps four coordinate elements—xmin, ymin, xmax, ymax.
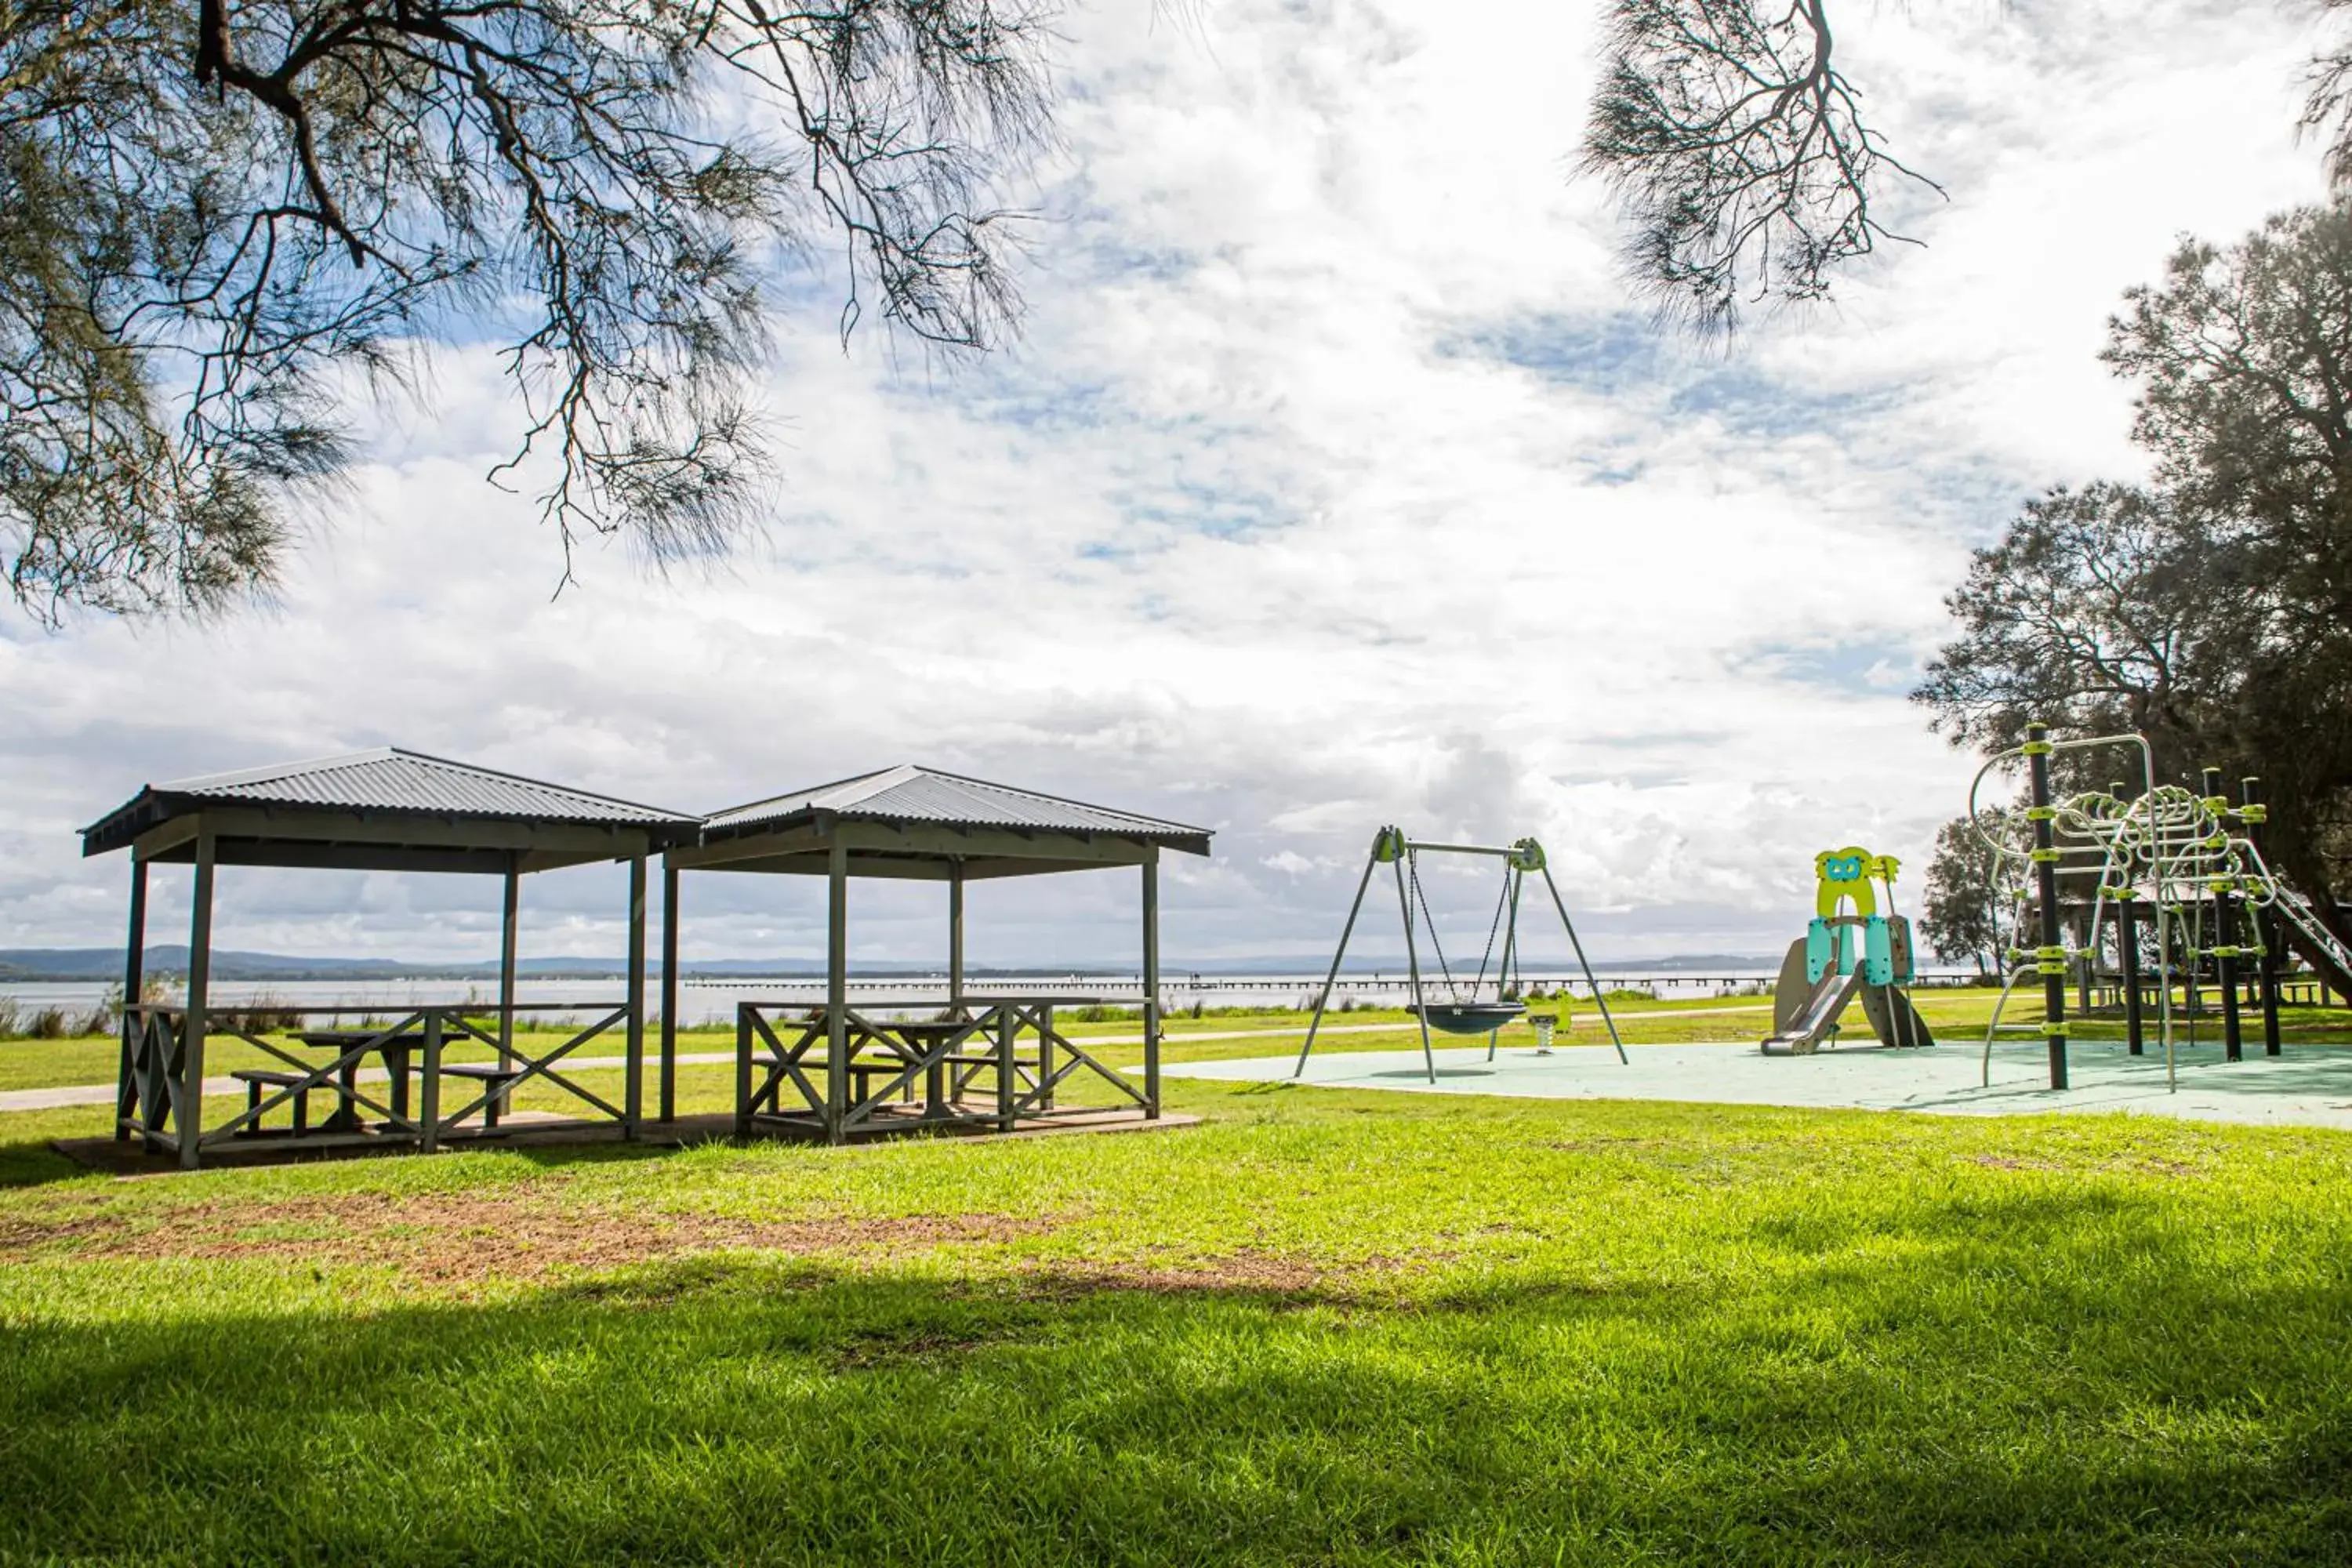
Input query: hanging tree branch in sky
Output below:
<box><xmin>1583</xmin><ymin>0</ymin><xmax>2352</xmax><ymax>333</ymax></box>
<box><xmin>1579</xmin><ymin>0</ymin><xmax>1940</xmax><ymax>334</ymax></box>
<box><xmin>0</xmin><ymin>0</ymin><xmax>1054</xmax><ymax>622</ymax></box>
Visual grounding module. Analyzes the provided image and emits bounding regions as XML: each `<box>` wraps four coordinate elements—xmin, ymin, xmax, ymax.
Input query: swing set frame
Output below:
<box><xmin>1293</xmin><ymin>826</ymin><xmax>1628</xmax><ymax>1083</ymax></box>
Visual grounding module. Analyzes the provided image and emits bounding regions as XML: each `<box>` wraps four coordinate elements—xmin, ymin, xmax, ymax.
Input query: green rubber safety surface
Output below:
<box><xmin>1172</xmin><ymin>1036</ymin><xmax>2352</xmax><ymax>1131</ymax></box>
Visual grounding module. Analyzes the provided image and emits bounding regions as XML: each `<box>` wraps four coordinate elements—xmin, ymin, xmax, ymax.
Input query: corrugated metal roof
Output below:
<box><xmin>703</xmin><ymin>764</ymin><xmax>1212</xmax><ymax>848</ymax></box>
<box><xmin>83</xmin><ymin>747</ymin><xmax>696</xmax><ymax>848</ymax></box>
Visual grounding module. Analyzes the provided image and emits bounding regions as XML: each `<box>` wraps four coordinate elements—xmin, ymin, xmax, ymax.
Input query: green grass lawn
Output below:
<box><xmin>9</xmin><ymin>988</ymin><xmax>2347</xmax><ymax>1093</ymax></box>
<box><xmin>3</xmin><ymin>1065</ymin><xmax>2351</xmax><ymax>1565</ymax></box>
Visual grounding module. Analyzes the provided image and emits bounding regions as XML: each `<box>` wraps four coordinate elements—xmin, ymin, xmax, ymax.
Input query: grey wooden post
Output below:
<box><xmin>949</xmin><ymin>862</ymin><xmax>966</xmax><ymax>1016</ymax></box>
<box><xmin>181</xmin><ymin>822</ymin><xmax>216</xmax><ymax>1170</ymax></box>
<box><xmin>1142</xmin><ymin>855</ymin><xmax>1161</xmax><ymax>1119</ymax></box>
<box><xmin>660</xmin><ymin>858</ymin><xmax>680</xmax><ymax>1121</ymax></box>
<box><xmin>826</xmin><ymin>837</ymin><xmax>849</xmax><ymax>1145</ymax></box>
<box><xmin>116</xmin><ymin>857</ymin><xmax>147</xmax><ymax>1141</ymax></box>
<box><xmin>625</xmin><ymin>854</ymin><xmax>647</xmax><ymax>1136</ymax></box>
<box><xmin>1039</xmin><ymin>1002</ymin><xmax>1056</xmax><ymax>1111</ymax></box>
<box><xmin>420</xmin><ymin>1009</ymin><xmax>443</xmax><ymax>1153</ymax></box>
<box><xmin>996</xmin><ymin>1006</ymin><xmax>1016</xmax><ymax>1132</ymax></box>
<box><xmin>498</xmin><ymin>857</ymin><xmax>520</xmax><ymax>1118</ymax></box>
<box><xmin>734</xmin><ymin>1007</ymin><xmax>753</xmax><ymax>1138</ymax></box>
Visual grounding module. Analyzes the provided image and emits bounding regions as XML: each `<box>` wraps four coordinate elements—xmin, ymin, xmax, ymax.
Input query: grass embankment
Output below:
<box><xmin>3</xmin><ymin>1073</ymin><xmax>2352</xmax><ymax>1563</ymax></box>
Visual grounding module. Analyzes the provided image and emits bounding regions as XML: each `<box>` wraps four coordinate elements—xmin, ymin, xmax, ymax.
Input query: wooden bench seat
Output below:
<box><xmin>441</xmin><ymin>1062</ymin><xmax>527</xmax><ymax>1130</ymax></box>
<box><xmin>229</xmin><ymin>1069</ymin><xmax>314</xmax><ymax>1136</ymax></box>
<box><xmin>880</xmin><ymin>1051</ymin><xmax>1022</xmax><ymax>1069</ymax></box>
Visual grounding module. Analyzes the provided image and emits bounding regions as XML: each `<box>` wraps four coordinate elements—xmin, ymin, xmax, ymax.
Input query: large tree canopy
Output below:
<box><xmin>1915</xmin><ymin>201</ymin><xmax>2352</xmax><ymax>934</ymax></box>
<box><xmin>1583</xmin><ymin>0</ymin><xmax>2352</xmax><ymax>332</ymax></box>
<box><xmin>1911</xmin><ymin>481</ymin><xmax>2232</xmax><ymax>768</ymax></box>
<box><xmin>0</xmin><ymin>0</ymin><xmax>1052</xmax><ymax>622</ymax></box>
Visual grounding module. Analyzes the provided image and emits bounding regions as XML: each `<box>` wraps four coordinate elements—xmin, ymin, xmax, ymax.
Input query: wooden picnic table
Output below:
<box><xmin>292</xmin><ymin>1029</ymin><xmax>427</xmax><ymax>1132</ymax></box>
<box><xmin>863</xmin><ymin>1009</ymin><xmax>1078</xmax><ymax>1116</ymax></box>
<box><xmin>829</xmin><ymin>1015</ymin><xmax>1044</xmax><ymax>1120</ymax></box>
<box><xmin>871</xmin><ymin>1019</ymin><xmax>978</xmax><ymax>1117</ymax></box>
<box><xmin>736</xmin><ymin>996</ymin><xmax>1105</xmax><ymax>1141</ymax></box>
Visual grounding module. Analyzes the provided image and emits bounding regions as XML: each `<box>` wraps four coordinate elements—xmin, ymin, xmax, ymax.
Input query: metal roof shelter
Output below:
<box><xmin>82</xmin><ymin>748</ymin><xmax>691</xmax><ymax>868</ymax></box>
<box><xmin>82</xmin><ymin>749</ymin><xmax>701</xmax><ymax>1167</ymax></box>
<box><xmin>666</xmin><ymin>766</ymin><xmax>1213</xmax><ymax>1142</ymax></box>
<box><xmin>693</xmin><ymin>764</ymin><xmax>1214</xmax><ymax>875</ymax></box>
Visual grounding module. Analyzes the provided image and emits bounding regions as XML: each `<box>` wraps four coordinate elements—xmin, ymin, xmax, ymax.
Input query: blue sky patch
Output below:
<box><xmin>1736</xmin><ymin>637</ymin><xmax>1928</xmax><ymax>696</ymax></box>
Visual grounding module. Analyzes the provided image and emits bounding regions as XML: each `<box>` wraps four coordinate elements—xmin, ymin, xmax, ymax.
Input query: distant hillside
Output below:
<box><xmin>0</xmin><ymin>947</ymin><xmax>625</xmax><ymax>982</ymax></box>
<box><xmin>0</xmin><ymin>949</ymin><xmax>1054</xmax><ymax>982</ymax></box>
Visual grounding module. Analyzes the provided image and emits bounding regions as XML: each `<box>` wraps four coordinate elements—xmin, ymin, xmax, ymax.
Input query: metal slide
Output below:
<box><xmin>1762</xmin><ymin>966</ymin><xmax>1864</xmax><ymax>1054</ymax></box>
<box><xmin>2274</xmin><ymin>889</ymin><xmax>2352</xmax><ymax>998</ymax></box>
<box><xmin>1759</xmin><ymin>936</ymin><xmax>1939</xmax><ymax>1055</ymax></box>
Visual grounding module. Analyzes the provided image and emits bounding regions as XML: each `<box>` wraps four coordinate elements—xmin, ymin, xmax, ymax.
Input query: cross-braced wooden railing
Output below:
<box><xmin>117</xmin><ymin>1001</ymin><xmax>640</xmax><ymax>1163</ymax></box>
<box><xmin>735</xmin><ymin>998</ymin><xmax>1153</xmax><ymax>1144</ymax></box>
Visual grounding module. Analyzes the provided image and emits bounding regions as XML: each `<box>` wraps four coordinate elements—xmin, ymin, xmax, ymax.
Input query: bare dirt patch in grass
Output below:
<box><xmin>0</xmin><ymin>1213</ymin><xmax>112</xmax><ymax>1250</ymax></box>
<box><xmin>3</xmin><ymin>1188</ymin><xmax>1062</xmax><ymax>1283</ymax></box>
<box><xmin>2</xmin><ymin>1187</ymin><xmax>1446</xmax><ymax>1303</ymax></box>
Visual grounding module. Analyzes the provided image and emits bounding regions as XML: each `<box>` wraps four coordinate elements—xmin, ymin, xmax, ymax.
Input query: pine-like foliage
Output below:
<box><xmin>0</xmin><ymin>0</ymin><xmax>1053</xmax><ymax>619</ymax></box>
<box><xmin>1583</xmin><ymin>1</ymin><xmax>2352</xmax><ymax>332</ymax></box>
<box><xmin>1917</xmin><ymin>202</ymin><xmax>2352</xmax><ymax>937</ymax></box>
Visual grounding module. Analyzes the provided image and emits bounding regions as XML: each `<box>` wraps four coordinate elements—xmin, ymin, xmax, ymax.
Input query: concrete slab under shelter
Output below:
<box><xmin>1166</xmin><ymin>1037</ymin><xmax>2352</xmax><ymax>1132</ymax></box>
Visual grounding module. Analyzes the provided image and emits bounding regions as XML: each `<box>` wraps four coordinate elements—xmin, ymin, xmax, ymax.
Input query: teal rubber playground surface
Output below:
<box><xmin>1168</xmin><ymin>1036</ymin><xmax>2352</xmax><ymax>1131</ymax></box>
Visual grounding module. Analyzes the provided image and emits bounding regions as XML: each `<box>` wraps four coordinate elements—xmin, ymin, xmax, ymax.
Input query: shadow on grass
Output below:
<box><xmin>0</xmin><ymin>1138</ymin><xmax>83</xmax><ymax>1190</ymax></box>
<box><xmin>0</xmin><ymin>1121</ymin><xmax>754</xmax><ymax>1192</ymax></box>
<box><xmin>4</xmin><ymin>1209</ymin><xmax>2350</xmax><ymax>1567</ymax></box>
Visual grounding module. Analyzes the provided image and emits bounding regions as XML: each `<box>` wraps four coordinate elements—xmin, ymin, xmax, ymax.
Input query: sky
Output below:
<box><xmin>0</xmin><ymin>0</ymin><xmax>2336</xmax><ymax>974</ymax></box>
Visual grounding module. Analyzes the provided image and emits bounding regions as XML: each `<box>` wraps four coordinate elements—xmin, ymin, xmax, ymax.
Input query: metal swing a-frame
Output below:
<box><xmin>1293</xmin><ymin>826</ymin><xmax>1628</xmax><ymax>1083</ymax></box>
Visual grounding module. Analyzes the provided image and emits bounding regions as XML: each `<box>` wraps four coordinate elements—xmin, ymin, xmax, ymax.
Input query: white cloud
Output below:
<box><xmin>0</xmin><ymin>0</ymin><xmax>2332</xmax><ymax>967</ymax></box>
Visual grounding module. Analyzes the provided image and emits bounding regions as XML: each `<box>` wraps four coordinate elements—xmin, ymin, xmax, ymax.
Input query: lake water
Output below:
<box><xmin>0</xmin><ymin>966</ymin><xmax>1984</xmax><ymax>1028</ymax></box>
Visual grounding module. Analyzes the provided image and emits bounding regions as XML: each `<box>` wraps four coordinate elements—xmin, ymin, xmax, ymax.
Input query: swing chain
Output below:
<box><xmin>1407</xmin><ymin>850</ymin><xmax>1515</xmax><ymax>1004</ymax></box>
<box><xmin>1407</xmin><ymin>855</ymin><xmax>1461</xmax><ymax>1000</ymax></box>
<box><xmin>1472</xmin><ymin>869</ymin><xmax>1510</xmax><ymax>996</ymax></box>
